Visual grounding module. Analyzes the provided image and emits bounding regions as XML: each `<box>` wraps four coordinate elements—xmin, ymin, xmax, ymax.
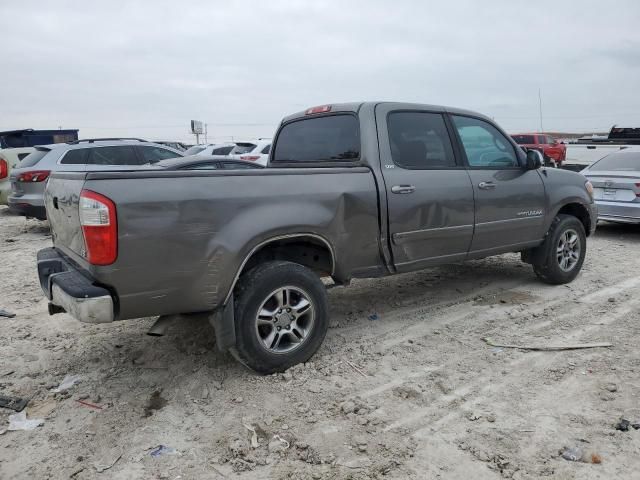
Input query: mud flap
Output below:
<box><xmin>208</xmin><ymin>294</ymin><xmax>236</xmax><ymax>351</ymax></box>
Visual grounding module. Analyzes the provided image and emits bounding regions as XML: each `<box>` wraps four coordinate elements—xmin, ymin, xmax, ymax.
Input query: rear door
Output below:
<box><xmin>450</xmin><ymin>114</ymin><xmax>546</xmax><ymax>255</ymax></box>
<box><xmin>376</xmin><ymin>104</ymin><xmax>475</xmax><ymax>271</ymax></box>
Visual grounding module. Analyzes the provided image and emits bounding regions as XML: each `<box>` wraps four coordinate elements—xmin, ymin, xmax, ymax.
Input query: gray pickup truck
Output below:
<box><xmin>37</xmin><ymin>102</ymin><xmax>597</xmax><ymax>373</ymax></box>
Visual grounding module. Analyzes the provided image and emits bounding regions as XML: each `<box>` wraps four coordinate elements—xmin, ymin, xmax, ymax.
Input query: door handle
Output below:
<box><xmin>391</xmin><ymin>185</ymin><xmax>416</xmax><ymax>194</ymax></box>
<box><xmin>478</xmin><ymin>181</ymin><xmax>496</xmax><ymax>190</ymax></box>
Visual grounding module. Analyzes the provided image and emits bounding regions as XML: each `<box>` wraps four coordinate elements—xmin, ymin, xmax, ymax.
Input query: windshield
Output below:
<box><xmin>511</xmin><ymin>135</ymin><xmax>535</xmax><ymax>145</ymax></box>
<box><xmin>589</xmin><ymin>152</ymin><xmax>640</xmax><ymax>171</ymax></box>
<box><xmin>184</xmin><ymin>146</ymin><xmax>206</xmax><ymax>155</ymax></box>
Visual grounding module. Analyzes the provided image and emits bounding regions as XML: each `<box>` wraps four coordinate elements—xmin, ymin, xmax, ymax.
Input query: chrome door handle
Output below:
<box><xmin>478</xmin><ymin>181</ymin><xmax>496</xmax><ymax>190</ymax></box>
<box><xmin>391</xmin><ymin>185</ymin><xmax>416</xmax><ymax>194</ymax></box>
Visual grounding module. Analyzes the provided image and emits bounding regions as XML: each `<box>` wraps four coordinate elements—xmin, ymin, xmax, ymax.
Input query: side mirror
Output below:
<box><xmin>525</xmin><ymin>149</ymin><xmax>543</xmax><ymax>170</ymax></box>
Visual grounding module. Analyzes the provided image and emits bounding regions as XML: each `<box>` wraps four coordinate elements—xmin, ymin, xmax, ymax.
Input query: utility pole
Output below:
<box><xmin>538</xmin><ymin>88</ymin><xmax>544</xmax><ymax>133</ymax></box>
<box><xmin>205</xmin><ymin>123</ymin><xmax>208</xmax><ymax>144</ymax></box>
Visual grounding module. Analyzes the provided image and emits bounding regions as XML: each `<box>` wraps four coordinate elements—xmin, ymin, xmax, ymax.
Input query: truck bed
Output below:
<box><xmin>45</xmin><ymin>167</ymin><xmax>382</xmax><ymax>319</ymax></box>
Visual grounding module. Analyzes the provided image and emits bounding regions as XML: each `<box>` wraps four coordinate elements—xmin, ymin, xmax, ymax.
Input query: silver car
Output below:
<box><xmin>8</xmin><ymin>138</ymin><xmax>183</xmax><ymax>219</ymax></box>
<box><xmin>581</xmin><ymin>150</ymin><xmax>640</xmax><ymax>224</ymax></box>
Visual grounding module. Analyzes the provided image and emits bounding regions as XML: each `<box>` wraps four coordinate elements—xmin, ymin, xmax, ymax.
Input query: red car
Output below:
<box><xmin>511</xmin><ymin>133</ymin><xmax>566</xmax><ymax>166</ymax></box>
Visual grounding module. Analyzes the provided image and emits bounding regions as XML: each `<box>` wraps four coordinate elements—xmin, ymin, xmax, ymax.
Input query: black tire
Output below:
<box><xmin>230</xmin><ymin>260</ymin><xmax>329</xmax><ymax>374</ymax></box>
<box><xmin>532</xmin><ymin>214</ymin><xmax>586</xmax><ymax>284</ymax></box>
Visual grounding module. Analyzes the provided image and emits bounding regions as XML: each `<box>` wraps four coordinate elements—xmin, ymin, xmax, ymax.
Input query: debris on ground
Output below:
<box><xmin>632</xmin><ymin>421</ymin><xmax>640</xmax><ymax>430</ymax></box>
<box><xmin>93</xmin><ymin>451</ymin><xmax>123</xmax><ymax>472</ymax></box>
<box><xmin>615</xmin><ymin>418</ymin><xmax>631</xmax><ymax>432</ymax></box>
<box><xmin>0</xmin><ymin>309</ymin><xmax>16</xmax><ymax>318</ymax></box>
<box><xmin>7</xmin><ymin>411</ymin><xmax>44</xmax><ymax>431</ymax></box>
<box><xmin>143</xmin><ymin>390</ymin><xmax>167</xmax><ymax>417</ymax></box>
<box><xmin>243</xmin><ymin>423</ymin><xmax>259</xmax><ymax>448</ymax></box>
<box><xmin>558</xmin><ymin>446</ymin><xmax>602</xmax><ymax>463</ymax></box>
<box><xmin>0</xmin><ymin>394</ymin><xmax>29</xmax><ymax>412</ymax></box>
<box><xmin>268</xmin><ymin>434</ymin><xmax>290</xmax><ymax>453</ymax></box>
<box><xmin>368</xmin><ymin>313</ymin><xmax>379</xmax><ymax>321</ymax></box>
<box><xmin>150</xmin><ymin>445</ymin><xmax>178</xmax><ymax>457</ymax></box>
<box><xmin>52</xmin><ymin>374</ymin><xmax>82</xmax><ymax>393</ymax></box>
<box><xmin>482</xmin><ymin>337</ymin><xmax>613</xmax><ymax>351</ymax></box>
<box><xmin>76</xmin><ymin>399</ymin><xmax>103</xmax><ymax>410</ymax></box>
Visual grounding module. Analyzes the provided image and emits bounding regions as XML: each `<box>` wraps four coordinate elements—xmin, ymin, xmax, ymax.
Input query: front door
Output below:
<box><xmin>376</xmin><ymin>105</ymin><xmax>475</xmax><ymax>272</ymax></box>
<box><xmin>450</xmin><ymin>114</ymin><xmax>546</xmax><ymax>255</ymax></box>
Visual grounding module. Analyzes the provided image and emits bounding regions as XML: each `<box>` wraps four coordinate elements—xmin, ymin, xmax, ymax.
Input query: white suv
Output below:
<box><xmin>229</xmin><ymin>139</ymin><xmax>271</xmax><ymax>166</ymax></box>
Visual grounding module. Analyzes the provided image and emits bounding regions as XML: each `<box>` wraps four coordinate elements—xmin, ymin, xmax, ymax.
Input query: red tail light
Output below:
<box><xmin>240</xmin><ymin>155</ymin><xmax>261</xmax><ymax>161</ymax></box>
<box><xmin>79</xmin><ymin>189</ymin><xmax>117</xmax><ymax>265</ymax></box>
<box><xmin>17</xmin><ymin>170</ymin><xmax>50</xmax><ymax>182</ymax></box>
<box><xmin>0</xmin><ymin>159</ymin><xmax>7</xmax><ymax>179</ymax></box>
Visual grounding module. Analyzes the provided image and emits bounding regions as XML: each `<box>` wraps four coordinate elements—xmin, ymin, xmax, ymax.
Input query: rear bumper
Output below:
<box><xmin>7</xmin><ymin>198</ymin><xmax>47</xmax><ymax>220</ymax></box>
<box><xmin>37</xmin><ymin>247</ymin><xmax>115</xmax><ymax>323</ymax></box>
<box><xmin>595</xmin><ymin>200</ymin><xmax>640</xmax><ymax>224</ymax></box>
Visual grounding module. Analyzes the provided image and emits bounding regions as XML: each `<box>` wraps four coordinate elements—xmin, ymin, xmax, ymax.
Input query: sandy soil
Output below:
<box><xmin>1</xmin><ymin>204</ymin><xmax>639</xmax><ymax>479</ymax></box>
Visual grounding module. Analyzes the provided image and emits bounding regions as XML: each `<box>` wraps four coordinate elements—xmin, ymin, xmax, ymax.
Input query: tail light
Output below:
<box><xmin>0</xmin><ymin>159</ymin><xmax>7</xmax><ymax>179</ymax></box>
<box><xmin>79</xmin><ymin>189</ymin><xmax>117</xmax><ymax>265</ymax></box>
<box><xmin>240</xmin><ymin>155</ymin><xmax>261</xmax><ymax>161</ymax></box>
<box><xmin>305</xmin><ymin>105</ymin><xmax>332</xmax><ymax>115</ymax></box>
<box><xmin>17</xmin><ymin>170</ymin><xmax>51</xmax><ymax>182</ymax></box>
<box><xmin>636</xmin><ymin>183</ymin><xmax>640</xmax><ymax>197</ymax></box>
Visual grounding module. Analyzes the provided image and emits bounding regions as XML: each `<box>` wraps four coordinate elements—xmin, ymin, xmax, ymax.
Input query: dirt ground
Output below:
<box><xmin>1</xmin><ymin>204</ymin><xmax>639</xmax><ymax>479</ymax></box>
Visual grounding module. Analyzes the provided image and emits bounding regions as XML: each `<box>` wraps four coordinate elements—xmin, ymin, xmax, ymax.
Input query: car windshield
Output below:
<box><xmin>589</xmin><ymin>152</ymin><xmax>640</xmax><ymax>171</ymax></box>
<box><xmin>511</xmin><ymin>135</ymin><xmax>535</xmax><ymax>144</ymax></box>
<box><xmin>184</xmin><ymin>146</ymin><xmax>206</xmax><ymax>155</ymax></box>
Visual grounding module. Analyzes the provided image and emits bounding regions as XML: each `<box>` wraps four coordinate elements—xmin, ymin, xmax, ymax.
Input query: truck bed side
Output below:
<box><xmin>45</xmin><ymin>167</ymin><xmax>382</xmax><ymax>320</ymax></box>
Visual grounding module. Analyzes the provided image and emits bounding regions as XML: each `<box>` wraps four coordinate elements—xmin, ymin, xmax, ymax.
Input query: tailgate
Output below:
<box><xmin>45</xmin><ymin>173</ymin><xmax>89</xmax><ymax>260</ymax></box>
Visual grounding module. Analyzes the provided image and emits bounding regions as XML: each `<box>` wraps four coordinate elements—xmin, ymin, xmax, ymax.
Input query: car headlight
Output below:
<box><xmin>585</xmin><ymin>180</ymin><xmax>594</xmax><ymax>200</ymax></box>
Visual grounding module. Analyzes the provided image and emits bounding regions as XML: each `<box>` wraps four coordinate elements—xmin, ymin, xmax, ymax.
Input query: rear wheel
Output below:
<box><xmin>231</xmin><ymin>261</ymin><xmax>329</xmax><ymax>374</ymax></box>
<box><xmin>532</xmin><ymin>214</ymin><xmax>586</xmax><ymax>284</ymax></box>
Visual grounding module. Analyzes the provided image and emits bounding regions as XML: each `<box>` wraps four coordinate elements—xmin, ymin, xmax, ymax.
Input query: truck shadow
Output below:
<box><xmin>594</xmin><ymin>221</ymin><xmax>640</xmax><ymax>243</ymax></box>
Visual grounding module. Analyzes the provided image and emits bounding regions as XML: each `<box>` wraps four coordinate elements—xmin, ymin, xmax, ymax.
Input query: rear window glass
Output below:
<box><xmin>511</xmin><ymin>135</ymin><xmax>536</xmax><ymax>145</ymax></box>
<box><xmin>590</xmin><ymin>152</ymin><xmax>640</xmax><ymax>171</ymax></box>
<box><xmin>184</xmin><ymin>146</ymin><xmax>206</xmax><ymax>155</ymax></box>
<box><xmin>212</xmin><ymin>146</ymin><xmax>234</xmax><ymax>155</ymax></box>
<box><xmin>18</xmin><ymin>149</ymin><xmax>49</xmax><ymax>168</ymax></box>
<box><xmin>261</xmin><ymin>144</ymin><xmax>271</xmax><ymax>154</ymax></box>
<box><xmin>231</xmin><ymin>143</ymin><xmax>257</xmax><ymax>155</ymax></box>
<box><xmin>273</xmin><ymin>115</ymin><xmax>360</xmax><ymax>163</ymax></box>
<box><xmin>60</xmin><ymin>149</ymin><xmax>89</xmax><ymax>165</ymax></box>
<box><xmin>17</xmin><ymin>153</ymin><xmax>30</xmax><ymax>161</ymax></box>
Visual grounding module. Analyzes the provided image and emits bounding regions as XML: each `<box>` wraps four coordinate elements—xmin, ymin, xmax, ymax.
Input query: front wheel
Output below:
<box><xmin>532</xmin><ymin>214</ymin><xmax>586</xmax><ymax>284</ymax></box>
<box><xmin>231</xmin><ymin>261</ymin><xmax>329</xmax><ymax>374</ymax></box>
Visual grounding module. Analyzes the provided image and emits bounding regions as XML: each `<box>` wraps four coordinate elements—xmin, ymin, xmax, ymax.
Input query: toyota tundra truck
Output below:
<box><xmin>37</xmin><ymin>102</ymin><xmax>597</xmax><ymax>373</ymax></box>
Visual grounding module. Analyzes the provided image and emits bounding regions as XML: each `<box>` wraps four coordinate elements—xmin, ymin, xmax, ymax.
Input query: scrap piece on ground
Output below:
<box><xmin>52</xmin><ymin>374</ymin><xmax>82</xmax><ymax>393</ymax></box>
<box><xmin>7</xmin><ymin>411</ymin><xmax>44</xmax><ymax>431</ymax></box>
<box><xmin>0</xmin><ymin>309</ymin><xmax>16</xmax><ymax>318</ymax></box>
<box><xmin>150</xmin><ymin>445</ymin><xmax>177</xmax><ymax>457</ymax></box>
<box><xmin>615</xmin><ymin>418</ymin><xmax>631</xmax><ymax>432</ymax></box>
<box><xmin>0</xmin><ymin>395</ymin><xmax>28</xmax><ymax>412</ymax></box>
<box><xmin>482</xmin><ymin>337</ymin><xmax>613</xmax><ymax>351</ymax></box>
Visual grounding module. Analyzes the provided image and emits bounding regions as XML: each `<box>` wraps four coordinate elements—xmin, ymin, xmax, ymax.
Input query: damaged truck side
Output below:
<box><xmin>38</xmin><ymin>102</ymin><xmax>597</xmax><ymax>373</ymax></box>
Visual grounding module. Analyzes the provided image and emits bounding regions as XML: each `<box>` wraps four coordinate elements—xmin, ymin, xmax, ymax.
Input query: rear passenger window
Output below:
<box><xmin>261</xmin><ymin>144</ymin><xmax>271</xmax><ymax>154</ymax></box>
<box><xmin>273</xmin><ymin>115</ymin><xmax>360</xmax><ymax>163</ymax></box>
<box><xmin>88</xmin><ymin>146</ymin><xmax>140</xmax><ymax>166</ymax></box>
<box><xmin>387</xmin><ymin>112</ymin><xmax>456</xmax><ymax>169</ymax></box>
<box><xmin>212</xmin><ymin>146</ymin><xmax>234</xmax><ymax>155</ymax></box>
<box><xmin>60</xmin><ymin>149</ymin><xmax>89</xmax><ymax>165</ymax></box>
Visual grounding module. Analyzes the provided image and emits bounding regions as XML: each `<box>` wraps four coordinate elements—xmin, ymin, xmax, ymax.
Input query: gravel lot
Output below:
<box><xmin>1</xmin><ymin>204</ymin><xmax>639</xmax><ymax>479</ymax></box>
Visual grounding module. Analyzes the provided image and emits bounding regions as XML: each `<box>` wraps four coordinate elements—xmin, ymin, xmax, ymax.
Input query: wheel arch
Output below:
<box><xmin>223</xmin><ymin>233</ymin><xmax>336</xmax><ymax>306</ymax></box>
<box><xmin>555</xmin><ymin>202</ymin><xmax>592</xmax><ymax>236</ymax></box>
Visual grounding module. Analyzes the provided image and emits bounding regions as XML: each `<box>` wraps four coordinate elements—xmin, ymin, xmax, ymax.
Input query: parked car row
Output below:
<box><xmin>511</xmin><ymin>133</ymin><xmax>567</xmax><ymax>166</ymax></box>
<box><xmin>183</xmin><ymin>139</ymin><xmax>272</xmax><ymax>166</ymax></box>
<box><xmin>1</xmin><ymin>137</ymin><xmax>268</xmax><ymax>219</ymax></box>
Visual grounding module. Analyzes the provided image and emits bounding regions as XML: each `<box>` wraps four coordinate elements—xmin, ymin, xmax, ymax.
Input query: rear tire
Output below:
<box><xmin>231</xmin><ymin>261</ymin><xmax>329</xmax><ymax>374</ymax></box>
<box><xmin>532</xmin><ymin>214</ymin><xmax>586</xmax><ymax>284</ymax></box>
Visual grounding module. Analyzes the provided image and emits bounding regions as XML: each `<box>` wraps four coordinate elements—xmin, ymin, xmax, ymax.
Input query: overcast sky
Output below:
<box><xmin>2</xmin><ymin>0</ymin><xmax>639</xmax><ymax>143</ymax></box>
